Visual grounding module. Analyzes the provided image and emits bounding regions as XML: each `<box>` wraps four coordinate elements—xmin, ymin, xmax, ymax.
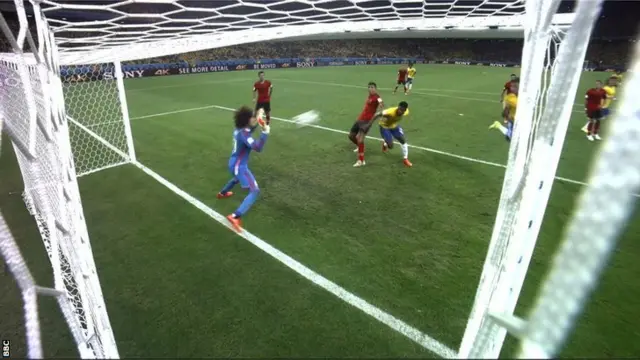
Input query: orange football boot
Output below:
<box><xmin>226</xmin><ymin>214</ymin><xmax>243</xmax><ymax>232</ymax></box>
<box><xmin>403</xmin><ymin>159</ymin><xmax>413</xmax><ymax>167</ymax></box>
<box><xmin>217</xmin><ymin>191</ymin><xmax>234</xmax><ymax>199</ymax></box>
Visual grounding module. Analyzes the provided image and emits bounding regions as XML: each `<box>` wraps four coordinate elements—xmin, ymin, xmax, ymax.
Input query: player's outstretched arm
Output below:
<box><xmin>363</xmin><ymin>112</ymin><xmax>386</xmax><ymax>133</ymax></box>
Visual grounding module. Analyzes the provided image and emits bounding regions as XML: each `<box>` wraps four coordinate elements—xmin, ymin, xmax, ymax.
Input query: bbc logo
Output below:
<box><xmin>2</xmin><ymin>340</ymin><xmax>9</xmax><ymax>358</ymax></box>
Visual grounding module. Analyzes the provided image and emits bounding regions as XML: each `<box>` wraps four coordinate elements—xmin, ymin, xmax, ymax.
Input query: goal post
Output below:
<box><xmin>458</xmin><ymin>0</ymin><xmax>607</xmax><ymax>357</ymax></box>
<box><xmin>0</xmin><ymin>4</ymin><xmax>120</xmax><ymax>358</ymax></box>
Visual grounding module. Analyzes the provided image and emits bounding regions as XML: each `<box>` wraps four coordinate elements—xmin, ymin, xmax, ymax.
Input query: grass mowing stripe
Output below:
<box><xmin>130</xmin><ymin>104</ymin><xmax>637</xmax><ymax>197</ymax></box>
<box><xmin>69</xmin><ymin>111</ymin><xmax>457</xmax><ymax>357</ymax></box>
<box><xmin>273</xmin><ymin>78</ymin><xmax>586</xmax><ymax>112</ymax></box>
<box><xmin>133</xmin><ymin>161</ymin><xmax>457</xmax><ymax>358</ymax></box>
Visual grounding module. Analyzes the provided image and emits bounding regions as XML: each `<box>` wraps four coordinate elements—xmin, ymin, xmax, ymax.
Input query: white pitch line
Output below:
<box><xmin>70</xmin><ymin>110</ymin><xmax>456</xmax><ymax>356</ymax></box>
<box><xmin>133</xmin><ymin>160</ymin><xmax>457</xmax><ymax>358</ymax></box>
<box><xmin>274</xmin><ymin>78</ymin><xmax>586</xmax><ymax>111</ymax></box>
<box><xmin>130</xmin><ymin>104</ymin><xmax>618</xmax><ymax>193</ymax></box>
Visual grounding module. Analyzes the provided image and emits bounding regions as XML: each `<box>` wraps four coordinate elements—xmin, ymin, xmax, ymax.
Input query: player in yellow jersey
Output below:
<box><xmin>364</xmin><ymin>101</ymin><xmax>412</xmax><ymax>167</ymax></box>
<box><xmin>489</xmin><ymin>81</ymin><xmax>518</xmax><ymax>142</ymax></box>
<box><xmin>582</xmin><ymin>76</ymin><xmax>617</xmax><ymax>133</ymax></box>
<box><xmin>405</xmin><ymin>62</ymin><xmax>417</xmax><ymax>95</ymax></box>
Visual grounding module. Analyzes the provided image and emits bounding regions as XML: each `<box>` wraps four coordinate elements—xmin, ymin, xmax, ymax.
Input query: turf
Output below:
<box><xmin>1</xmin><ymin>64</ymin><xmax>638</xmax><ymax>358</ymax></box>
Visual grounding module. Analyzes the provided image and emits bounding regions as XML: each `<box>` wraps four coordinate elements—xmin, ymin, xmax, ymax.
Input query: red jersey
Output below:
<box><xmin>585</xmin><ymin>88</ymin><xmax>606</xmax><ymax>111</ymax></box>
<box><xmin>358</xmin><ymin>93</ymin><xmax>382</xmax><ymax>121</ymax></box>
<box><xmin>504</xmin><ymin>81</ymin><xmax>515</xmax><ymax>94</ymax></box>
<box><xmin>397</xmin><ymin>69</ymin><xmax>408</xmax><ymax>81</ymax></box>
<box><xmin>253</xmin><ymin>80</ymin><xmax>272</xmax><ymax>102</ymax></box>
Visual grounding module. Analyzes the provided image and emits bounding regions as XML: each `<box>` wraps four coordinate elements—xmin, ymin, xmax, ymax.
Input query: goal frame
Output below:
<box><xmin>4</xmin><ymin>0</ymin><xmax>629</xmax><ymax>358</ymax></box>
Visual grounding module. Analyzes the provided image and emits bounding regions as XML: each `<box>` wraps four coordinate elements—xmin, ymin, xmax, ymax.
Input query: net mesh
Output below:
<box><xmin>0</xmin><ymin>7</ymin><xmax>119</xmax><ymax>358</ymax></box>
<box><xmin>1</xmin><ymin>0</ymin><xmax>635</xmax><ymax>359</ymax></box>
<box><xmin>37</xmin><ymin>0</ymin><xmax>574</xmax><ymax>66</ymax></box>
<box><xmin>459</xmin><ymin>0</ymin><xmax>626</xmax><ymax>358</ymax></box>
<box><xmin>517</xmin><ymin>41</ymin><xmax>640</xmax><ymax>358</ymax></box>
<box><xmin>0</xmin><ymin>211</ymin><xmax>43</xmax><ymax>359</ymax></box>
<box><xmin>62</xmin><ymin>64</ymin><xmax>130</xmax><ymax>176</ymax></box>
<box><xmin>44</xmin><ymin>0</ymin><xmax>526</xmax><ymax>52</ymax></box>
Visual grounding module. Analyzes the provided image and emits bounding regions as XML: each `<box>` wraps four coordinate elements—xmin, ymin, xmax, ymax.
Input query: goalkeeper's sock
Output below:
<box><xmin>234</xmin><ymin>188</ymin><xmax>260</xmax><ymax>217</ymax></box>
<box><xmin>358</xmin><ymin>143</ymin><xmax>365</xmax><ymax>162</ymax></box>
<box><xmin>401</xmin><ymin>143</ymin><xmax>409</xmax><ymax>159</ymax></box>
<box><xmin>220</xmin><ymin>178</ymin><xmax>239</xmax><ymax>194</ymax></box>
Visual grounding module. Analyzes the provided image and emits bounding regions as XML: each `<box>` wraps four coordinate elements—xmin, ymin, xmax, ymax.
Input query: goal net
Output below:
<box><xmin>1</xmin><ymin>0</ymin><xmax>637</xmax><ymax>358</ymax></box>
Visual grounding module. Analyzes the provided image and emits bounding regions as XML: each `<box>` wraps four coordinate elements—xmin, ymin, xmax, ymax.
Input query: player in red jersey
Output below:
<box><xmin>253</xmin><ymin>71</ymin><xmax>273</xmax><ymax>124</ymax></box>
<box><xmin>500</xmin><ymin>74</ymin><xmax>518</xmax><ymax>108</ymax></box>
<box><xmin>584</xmin><ymin>80</ymin><xmax>607</xmax><ymax>141</ymax></box>
<box><xmin>393</xmin><ymin>67</ymin><xmax>408</xmax><ymax>95</ymax></box>
<box><xmin>348</xmin><ymin>82</ymin><xmax>383</xmax><ymax>167</ymax></box>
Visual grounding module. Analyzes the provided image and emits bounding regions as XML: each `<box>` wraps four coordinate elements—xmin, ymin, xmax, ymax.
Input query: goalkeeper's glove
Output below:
<box><xmin>262</xmin><ymin>124</ymin><xmax>270</xmax><ymax>134</ymax></box>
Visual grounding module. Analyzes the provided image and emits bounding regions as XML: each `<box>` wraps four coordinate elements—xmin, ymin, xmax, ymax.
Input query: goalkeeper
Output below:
<box><xmin>217</xmin><ymin>106</ymin><xmax>270</xmax><ymax>232</ymax></box>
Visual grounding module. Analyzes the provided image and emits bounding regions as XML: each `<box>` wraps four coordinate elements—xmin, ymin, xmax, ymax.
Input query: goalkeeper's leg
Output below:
<box><xmin>218</xmin><ymin>178</ymin><xmax>239</xmax><ymax>198</ymax></box>
<box><xmin>227</xmin><ymin>169</ymin><xmax>261</xmax><ymax>232</ymax></box>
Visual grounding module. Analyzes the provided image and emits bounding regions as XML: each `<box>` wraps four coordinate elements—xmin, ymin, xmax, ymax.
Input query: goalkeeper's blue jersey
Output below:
<box><xmin>229</xmin><ymin>127</ymin><xmax>268</xmax><ymax>173</ymax></box>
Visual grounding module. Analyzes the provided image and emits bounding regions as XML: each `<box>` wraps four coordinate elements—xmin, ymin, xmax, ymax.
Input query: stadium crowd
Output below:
<box><xmin>128</xmin><ymin>38</ymin><xmax>631</xmax><ymax>69</ymax></box>
<box><xmin>0</xmin><ymin>16</ymin><xmax>633</xmax><ymax>68</ymax></box>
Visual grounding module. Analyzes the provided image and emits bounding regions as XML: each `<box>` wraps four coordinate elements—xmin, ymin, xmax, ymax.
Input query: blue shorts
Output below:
<box><xmin>229</xmin><ymin>165</ymin><xmax>259</xmax><ymax>190</ymax></box>
<box><xmin>380</xmin><ymin>126</ymin><xmax>405</xmax><ymax>144</ymax></box>
<box><xmin>406</xmin><ymin>78</ymin><xmax>413</xmax><ymax>85</ymax></box>
<box><xmin>601</xmin><ymin>108</ymin><xmax>610</xmax><ymax>117</ymax></box>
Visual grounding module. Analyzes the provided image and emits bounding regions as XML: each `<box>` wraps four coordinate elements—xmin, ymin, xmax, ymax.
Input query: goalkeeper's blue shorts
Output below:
<box><xmin>230</xmin><ymin>165</ymin><xmax>259</xmax><ymax>191</ymax></box>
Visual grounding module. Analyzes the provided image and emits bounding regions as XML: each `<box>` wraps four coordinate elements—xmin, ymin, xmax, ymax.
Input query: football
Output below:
<box><xmin>293</xmin><ymin>110</ymin><xmax>320</xmax><ymax>127</ymax></box>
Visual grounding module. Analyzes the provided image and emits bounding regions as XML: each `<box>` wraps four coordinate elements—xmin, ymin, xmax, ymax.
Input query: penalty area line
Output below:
<box><xmin>133</xmin><ymin>160</ymin><xmax>457</xmax><ymax>358</ymax></box>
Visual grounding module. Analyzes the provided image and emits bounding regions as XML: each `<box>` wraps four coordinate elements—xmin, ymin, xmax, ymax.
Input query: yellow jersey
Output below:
<box><xmin>504</xmin><ymin>93</ymin><xmax>517</xmax><ymax>120</ymax></box>
<box><xmin>379</xmin><ymin>107</ymin><xmax>410</xmax><ymax>129</ymax></box>
<box><xmin>602</xmin><ymin>86</ymin><xmax>616</xmax><ymax>109</ymax></box>
<box><xmin>407</xmin><ymin>67</ymin><xmax>417</xmax><ymax>79</ymax></box>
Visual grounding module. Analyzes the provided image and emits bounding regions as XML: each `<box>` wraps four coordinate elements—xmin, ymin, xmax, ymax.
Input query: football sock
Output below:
<box><xmin>266</xmin><ymin>115</ymin><xmax>271</xmax><ymax>125</ymax></box>
<box><xmin>358</xmin><ymin>143</ymin><xmax>365</xmax><ymax>161</ymax></box>
<box><xmin>496</xmin><ymin>124</ymin><xmax>508</xmax><ymax>135</ymax></box>
<box><xmin>234</xmin><ymin>188</ymin><xmax>260</xmax><ymax>217</ymax></box>
<box><xmin>587</xmin><ymin>121</ymin><xmax>594</xmax><ymax>135</ymax></box>
<box><xmin>593</xmin><ymin>120</ymin><xmax>600</xmax><ymax>134</ymax></box>
<box><xmin>505</xmin><ymin>121</ymin><xmax>513</xmax><ymax>139</ymax></box>
<box><xmin>401</xmin><ymin>143</ymin><xmax>409</xmax><ymax>159</ymax></box>
<box><xmin>220</xmin><ymin>178</ymin><xmax>239</xmax><ymax>194</ymax></box>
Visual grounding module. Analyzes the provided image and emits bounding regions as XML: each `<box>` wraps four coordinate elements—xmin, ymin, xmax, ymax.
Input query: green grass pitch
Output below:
<box><xmin>1</xmin><ymin>64</ymin><xmax>638</xmax><ymax>358</ymax></box>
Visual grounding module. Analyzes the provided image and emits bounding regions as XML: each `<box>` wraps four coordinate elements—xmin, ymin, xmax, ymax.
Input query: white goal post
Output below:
<box><xmin>1</xmin><ymin>0</ymin><xmax>637</xmax><ymax>358</ymax></box>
